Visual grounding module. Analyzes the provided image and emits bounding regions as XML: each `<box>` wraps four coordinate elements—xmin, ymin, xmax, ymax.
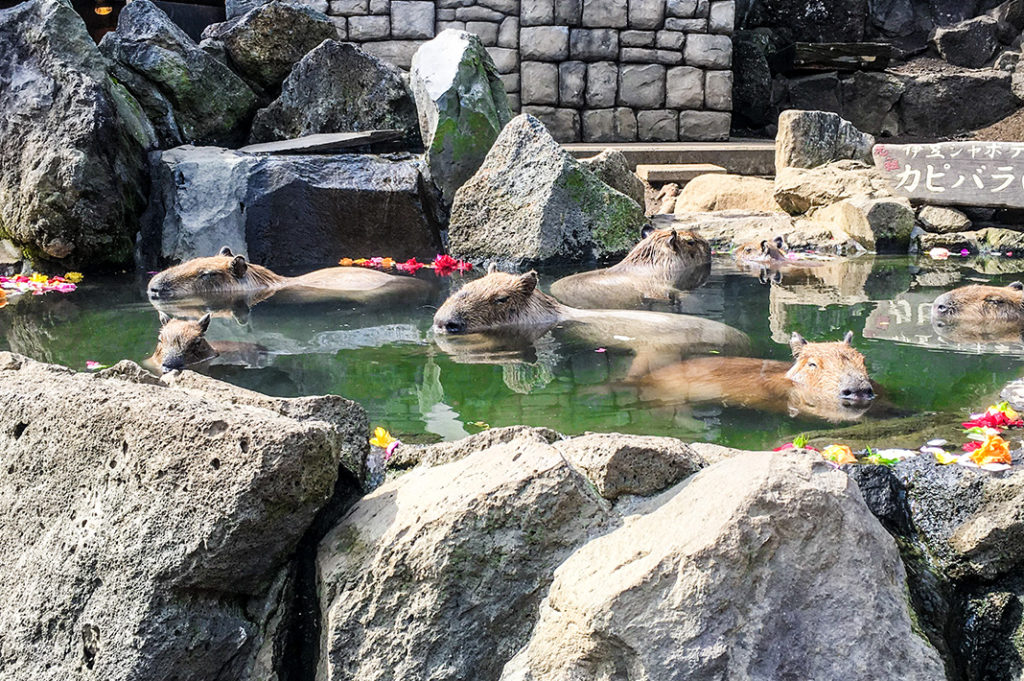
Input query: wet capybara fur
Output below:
<box><xmin>148</xmin><ymin>247</ymin><xmax>283</xmax><ymax>300</ymax></box>
<box><xmin>734</xmin><ymin>236</ymin><xmax>787</xmax><ymax>263</ymax></box>
<box><xmin>932</xmin><ymin>282</ymin><xmax>1024</xmax><ymax>325</ymax></box>
<box><xmin>550</xmin><ymin>226</ymin><xmax>711</xmax><ymax>310</ymax></box>
<box><xmin>637</xmin><ymin>331</ymin><xmax>877</xmax><ymax>422</ymax></box>
<box><xmin>148</xmin><ymin>312</ymin><xmax>217</xmax><ymax>373</ymax></box>
<box><xmin>434</xmin><ymin>268</ymin><xmax>559</xmax><ymax>335</ymax></box>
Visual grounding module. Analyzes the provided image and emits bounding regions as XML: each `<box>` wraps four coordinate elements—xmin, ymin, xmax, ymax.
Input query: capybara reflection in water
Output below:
<box><xmin>549</xmin><ymin>226</ymin><xmax>710</xmax><ymax>309</ymax></box>
<box><xmin>432</xmin><ymin>267</ymin><xmax>750</xmax><ymax>359</ymax></box>
<box><xmin>145</xmin><ymin>312</ymin><xmax>265</xmax><ymax>374</ymax></box>
<box><xmin>147</xmin><ymin>247</ymin><xmax>434</xmax><ymax>307</ymax></box>
<box><xmin>932</xmin><ymin>281</ymin><xmax>1024</xmax><ymax>325</ymax></box>
<box><xmin>635</xmin><ymin>331</ymin><xmax>878</xmax><ymax>423</ymax></box>
<box><xmin>734</xmin><ymin>236</ymin><xmax>788</xmax><ymax>264</ymax></box>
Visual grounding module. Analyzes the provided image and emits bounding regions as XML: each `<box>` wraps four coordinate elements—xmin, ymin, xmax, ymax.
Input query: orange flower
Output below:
<box><xmin>379</xmin><ymin>257</ymin><xmax>395</xmax><ymax>269</ymax></box>
<box><xmin>0</xmin><ymin>288</ymin><xmax>6</xmax><ymax>308</ymax></box>
<box><xmin>338</xmin><ymin>258</ymin><xmax>354</xmax><ymax>266</ymax></box>
<box><xmin>822</xmin><ymin>444</ymin><xmax>857</xmax><ymax>465</ymax></box>
<box><xmin>969</xmin><ymin>434</ymin><xmax>1012</xmax><ymax>466</ymax></box>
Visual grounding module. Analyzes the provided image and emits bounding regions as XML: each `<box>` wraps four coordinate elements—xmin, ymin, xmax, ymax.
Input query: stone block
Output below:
<box><xmin>369</xmin><ymin>0</ymin><xmax>389</xmax><ymax>12</ymax></box>
<box><xmin>455</xmin><ymin>5</ymin><xmax>505</xmax><ymax>20</ymax></box>
<box><xmin>521</xmin><ymin>0</ymin><xmax>554</xmax><ymax>25</ymax></box>
<box><xmin>498</xmin><ymin>16</ymin><xmax>518</xmax><ymax>47</ymax></box>
<box><xmin>684</xmin><ymin>33</ymin><xmax>731</xmax><ymax>67</ymax></box>
<box><xmin>582</xmin><ymin>0</ymin><xmax>628</xmax><ymax>27</ymax></box>
<box><xmin>329</xmin><ymin>0</ymin><xmax>367</xmax><ymax>15</ymax></box>
<box><xmin>521</xmin><ymin>106</ymin><xmax>581</xmax><ymax>141</ymax></box>
<box><xmin>521</xmin><ymin>26</ymin><xmax>570</xmax><ymax>60</ymax></box>
<box><xmin>329</xmin><ymin>15</ymin><xmax>347</xmax><ymax>38</ymax></box>
<box><xmin>508</xmin><ymin>92</ymin><xmax>520</xmax><ymax>111</ymax></box>
<box><xmin>348</xmin><ymin>14</ymin><xmax>390</xmax><ymax>40</ymax></box>
<box><xmin>679</xmin><ymin>110</ymin><xmax>730</xmax><ymax>141</ymax></box>
<box><xmin>705</xmin><ymin>69</ymin><xmax>732</xmax><ymax>110</ymax></box>
<box><xmin>621</xmin><ymin>29</ymin><xmax>655</xmax><ymax>46</ymax></box>
<box><xmin>617</xmin><ymin>63</ymin><xmax>665</xmax><ymax>107</ymax></box>
<box><xmin>629</xmin><ymin>0</ymin><xmax>665</xmax><ymax>29</ymax></box>
<box><xmin>559</xmin><ymin>61</ymin><xmax>586</xmax><ymax>106</ymax></box>
<box><xmin>696</xmin><ymin>0</ymin><xmax>709</xmax><ymax>17</ymax></box>
<box><xmin>666</xmin><ymin>65</ymin><xmax>703</xmax><ymax>108</ymax></box>
<box><xmin>666</xmin><ymin>0</ymin><xmax>696</xmax><ymax>17</ymax></box>
<box><xmin>478</xmin><ymin>0</ymin><xmax>519</xmax><ymax>12</ymax></box>
<box><xmin>570</xmin><ymin>28</ymin><xmax>619</xmax><ymax>60</ymax></box>
<box><xmin>586</xmin><ymin>61</ymin><xmax>619</xmax><ymax>107</ymax></box>
<box><xmin>501</xmin><ymin>72</ymin><xmax>521</xmax><ymax>93</ymax></box>
<box><xmin>436</xmin><ymin>7</ymin><xmax>455</xmax><ymax>19</ymax></box>
<box><xmin>521</xmin><ymin>61</ymin><xmax>559</xmax><ymax>105</ymax></box>
<box><xmin>466</xmin><ymin>20</ymin><xmax>499</xmax><ymax>45</ymax></box>
<box><xmin>391</xmin><ymin>1</ymin><xmax>435</xmax><ymax>39</ymax></box>
<box><xmin>437</xmin><ymin>0</ymin><xmax>470</xmax><ymax>7</ymax></box>
<box><xmin>665</xmin><ymin>16</ymin><xmax>705</xmax><ymax>30</ymax></box>
<box><xmin>709</xmin><ymin>0</ymin><xmax>734</xmax><ymax>34</ymax></box>
<box><xmin>361</xmin><ymin>39</ymin><xmax>425</xmax><ymax>69</ymax></box>
<box><xmin>436</xmin><ymin>20</ymin><xmax>466</xmax><ymax>32</ymax></box>
<box><xmin>555</xmin><ymin>0</ymin><xmax>582</xmax><ymax>24</ymax></box>
<box><xmin>638</xmin><ymin>109</ymin><xmax>678</xmax><ymax>141</ymax></box>
<box><xmin>487</xmin><ymin>46</ymin><xmax>519</xmax><ymax>72</ymax></box>
<box><xmin>656</xmin><ymin>29</ymin><xmax>684</xmax><ymax>49</ymax></box>
<box><xmin>582</xmin><ymin>107</ymin><xmax>638</xmax><ymax>141</ymax></box>
<box><xmin>621</xmin><ymin>47</ymin><xmax>681</xmax><ymax>63</ymax></box>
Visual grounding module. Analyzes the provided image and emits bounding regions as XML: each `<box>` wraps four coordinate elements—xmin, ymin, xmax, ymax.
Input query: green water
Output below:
<box><xmin>3</xmin><ymin>255</ymin><xmax>1023</xmax><ymax>449</ymax></box>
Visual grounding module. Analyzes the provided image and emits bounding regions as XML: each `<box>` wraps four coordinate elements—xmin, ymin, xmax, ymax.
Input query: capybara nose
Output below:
<box><xmin>161</xmin><ymin>357</ymin><xmax>184</xmax><ymax>373</ymax></box>
<box><xmin>444</xmin><ymin>319</ymin><xmax>466</xmax><ymax>334</ymax></box>
<box><xmin>148</xmin><ymin>282</ymin><xmax>166</xmax><ymax>299</ymax></box>
<box><xmin>840</xmin><ymin>383</ymin><xmax>875</xmax><ymax>403</ymax></box>
<box><xmin>932</xmin><ymin>293</ymin><xmax>951</xmax><ymax>315</ymax></box>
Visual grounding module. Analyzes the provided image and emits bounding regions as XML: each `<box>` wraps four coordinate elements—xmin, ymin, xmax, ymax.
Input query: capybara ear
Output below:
<box><xmin>760</xmin><ymin>240</ymin><xmax>770</xmax><ymax>254</ymax></box>
<box><xmin>230</xmin><ymin>254</ymin><xmax>248</xmax><ymax>278</ymax></box>
<box><xmin>669</xmin><ymin>229</ymin><xmax>678</xmax><ymax>249</ymax></box>
<box><xmin>843</xmin><ymin>330</ymin><xmax>854</xmax><ymax>345</ymax></box>
<box><xmin>158</xmin><ymin>311</ymin><xmax>171</xmax><ymax>326</ymax></box>
<box><xmin>790</xmin><ymin>332</ymin><xmax>808</xmax><ymax>356</ymax></box>
<box><xmin>219</xmin><ymin>246</ymin><xmax>234</xmax><ymax>257</ymax></box>
<box><xmin>198</xmin><ymin>312</ymin><xmax>212</xmax><ymax>333</ymax></box>
<box><xmin>1008</xmin><ymin>281</ymin><xmax>1024</xmax><ymax>291</ymax></box>
<box><xmin>487</xmin><ymin>262</ymin><xmax>499</xmax><ymax>274</ymax></box>
<box><xmin>641</xmin><ymin>223</ymin><xmax>655</xmax><ymax>239</ymax></box>
<box><xmin>773</xmin><ymin>236</ymin><xmax>785</xmax><ymax>250</ymax></box>
<box><xmin>516</xmin><ymin>270</ymin><xmax>539</xmax><ymax>295</ymax></box>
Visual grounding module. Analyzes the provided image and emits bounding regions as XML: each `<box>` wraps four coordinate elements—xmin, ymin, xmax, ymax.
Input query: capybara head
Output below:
<box><xmin>786</xmin><ymin>331</ymin><xmax>875</xmax><ymax>407</ymax></box>
<box><xmin>735</xmin><ymin>236</ymin><xmax>786</xmax><ymax>263</ymax></box>
<box><xmin>931</xmin><ymin>282</ymin><xmax>1024</xmax><ymax>325</ymax></box>
<box><xmin>620</xmin><ymin>225</ymin><xmax>710</xmax><ymax>269</ymax></box>
<box><xmin>151</xmin><ymin>312</ymin><xmax>217</xmax><ymax>373</ymax></box>
<box><xmin>147</xmin><ymin>247</ymin><xmax>279</xmax><ymax>300</ymax></box>
<box><xmin>433</xmin><ymin>267</ymin><xmax>560</xmax><ymax>335</ymax></box>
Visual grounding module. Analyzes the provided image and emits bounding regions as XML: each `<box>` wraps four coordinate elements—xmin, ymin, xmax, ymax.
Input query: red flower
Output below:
<box><xmin>455</xmin><ymin>260</ymin><xmax>473</xmax><ymax>273</ymax></box>
<box><xmin>433</xmin><ymin>254</ymin><xmax>459</xmax><ymax>276</ymax></box>
<box><xmin>397</xmin><ymin>258</ymin><xmax>425</xmax><ymax>274</ymax></box>
<box><xmin>962</xmin><ymin>412</ymin><xmax>1023</xmax><ymax>430</ymax></box>
<box><xmin>962</xmin><ymin>440</ymin><xmax>983</xmax><ymax>452</ymax></box>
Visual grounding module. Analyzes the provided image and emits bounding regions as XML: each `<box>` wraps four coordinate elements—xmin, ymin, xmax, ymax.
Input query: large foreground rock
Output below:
<box><xmin>674</xmin><ymin>173</ymin><xmax>784</xmax><ymax>212</ymax></box>
<box><xmin>141</xmin><ymin>146</ymin><xmax>444</xmax><ymax>268</ymax></box>
<box><xmin>773</xmin><ymin>160</ymin><xmax>894</xmax><ymax>215</ymax></box>
<box><xmin>775</xmin><ymin>109</ymin><xmax>875</xmax><ymax>172</ymax></box>
<box><xmin>410</xmin><ymin>29</ymin><xmax>512</xmax><ymax>204</ymax></box>
<box><xmin>0</xmin><ymin>0</ymin><xmax>153</xmax><ymax>268</ymax></box>
<box><xmin>0</xmin><ymin>352</ymin><xmax>367</xmax><ymax>681</ymax></box>
<box><xmin>501</xmin><ymin>452</ymin><xmax>946</xmax><ymax>681</ymax></box>
<box><xmin>249</xmin><ymin>40</ymin><xmax>419</xmax><ymax>145</ymax></box>
<box><xmin>448</xmin><ymin>114</ymin><xmax>645</xmax><ymax>267</ymax></box>
<box><xmin>99</xmin><ymin>0</ymin><xmax>258</xmax><ymax>147</ymax></box>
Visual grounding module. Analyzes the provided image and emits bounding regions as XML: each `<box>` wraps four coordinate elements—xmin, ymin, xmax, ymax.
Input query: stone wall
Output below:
<box><xmin>313</xmin><ymin>0</ymin><xmax>734</xmax><ymax>142</ymax></box>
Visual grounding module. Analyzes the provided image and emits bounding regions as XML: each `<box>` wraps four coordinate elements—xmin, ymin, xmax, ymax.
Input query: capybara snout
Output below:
<box><xmin>433</xmin><ymin>269</ymin><xmax>556</xmax><ymax>334</ymax></box>
<box><xmin>787</xmin><ymin>331</ymin><xmax>874</xmax><ymax>405</ymax></box>
<box><xmin>932</xmin><ymin>282</ymin><xmax>1024</xmax><ymax>324</ymax></box>
<box><xmin>152</xmin><ymin>312</ymin><xmax>216</xmax><ymax>373</ymax></box>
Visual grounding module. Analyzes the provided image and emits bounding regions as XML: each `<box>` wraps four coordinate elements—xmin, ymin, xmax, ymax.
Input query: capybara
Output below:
<box><xmin>147</xmin><ymin>247</ymin><xmax>434</xmax><ymax>307</ymax></box>
<box><xmin>145</xmin><ymin>312</ymin><xmax>266</xmax><ymax>374</ymax></box>
<box><xmin>432</xmin><ymin>267</ymin><xmax>750</xmax><ymax>358</ymax></box>
<box><xmin>931</xmin><ymin>282</ymin><xmax>1024</xmax><ymax>326</ymax></box>
<box><xmin>734</xmin><ymin>236</ymin><xmax>787</xmax><ymax>263</ymax></box>
<box><xmin>549</xmin><ymin>226</ymin><xmax>710</xmax><ymax>310</ymax></box>
<box><xmin>635</xmin><ymin>331</ymin><xmax>877</xmax><ymax>422</ymax></box>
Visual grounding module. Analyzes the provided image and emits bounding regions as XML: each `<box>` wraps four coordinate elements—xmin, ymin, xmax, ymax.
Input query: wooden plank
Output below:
<box><xmin>774</xmin><ymin>42</ymin><xmax>891</xmax><ymax>73</ymax></box>
<box><xmin>873</xmin><ymin>142</ymin><xmax>1024</xmax><ymax>209</ymax></box>
<box><xmin>635</xmin><ymin>163</ymin><xmax>727</xmax><ymax>183</ymax></box>
<box><xmin>239</xmin><ymin>130</ymin><xmax>404</xmax><ymax>155</ymax></box>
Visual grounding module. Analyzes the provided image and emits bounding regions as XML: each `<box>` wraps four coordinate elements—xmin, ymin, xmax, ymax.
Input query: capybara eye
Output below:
<box><xmin>493</xmin><ymin>296</ymin><xmax>510</xmax><ymax>305</ymax></box>
<box><xmin>807</xmin><ymin>362</ymin><xmax>818</xmax><ymax>369</ymax></box>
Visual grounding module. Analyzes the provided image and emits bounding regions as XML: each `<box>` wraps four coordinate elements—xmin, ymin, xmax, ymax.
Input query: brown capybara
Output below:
<box><xmin>432</xmin><ymin>267</ymin><xmax>750</xmax><ymax>358</ymax></box>
<box><xmin>549</xmin><ymin>226</ymin><xmax>711</xmax><ymax>310</ymax></box>
<box><xmin>145</xmin><ymin>312</ymin><xmax>268</xmax><ymax>374</ymax></box>
<box><xmin>734</xmin><ymin>236</ymin><xmax>787</xmax><ymax>263</ymax></box>
<box><xmin>931</xmin><ymin>282</ymin><xmax>1024</xmax><ymax>326</ymax></box>
<box><xmin>635</xmin><ymin>331</ymin><xmax>877</xmax><ymax>422</ymax></box>
<box><xmin>147</xmin><ymin>247</ymin><xmax>434</xmax><ymax>306</ymax></box>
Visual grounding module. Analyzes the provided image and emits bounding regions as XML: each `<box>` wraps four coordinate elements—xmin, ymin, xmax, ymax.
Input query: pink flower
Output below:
<box><xmin>397</xmin><ymin>258</ymin><xmax>425</xmax><ymax>274</ymax></box>
<box><xmin>433</xmin><ymin>254</ymin><xmax>459</xmax><ymax>276</ymax></box>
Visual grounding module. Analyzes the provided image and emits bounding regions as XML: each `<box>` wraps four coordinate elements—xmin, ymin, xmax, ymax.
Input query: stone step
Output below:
<box><xmin>634</xmin><ymin>163</ymin><xmax>727</xmax><ymax>183</ymax></box>
<box><xmin>564</xmin><ymin>139</ymin><xmax>776</xmax><ymax>176</ymax></box>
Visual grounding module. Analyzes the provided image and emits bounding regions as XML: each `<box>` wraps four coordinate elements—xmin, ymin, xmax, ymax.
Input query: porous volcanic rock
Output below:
<box><xmin>579</xmin><ymin>148</ymin><xmax>646</xmax><ymax>207</ymax></box>
<box><xmin>775</xmin><ymin>109</ymin><xmax>875</xmax><ymax>172</ymax></box>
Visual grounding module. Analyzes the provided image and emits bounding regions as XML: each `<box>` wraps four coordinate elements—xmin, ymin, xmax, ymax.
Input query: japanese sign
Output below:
<box><xmin>873</xmin><ymin>142</ymin><xmax>1024</xmax><ymax>209</ymax></box>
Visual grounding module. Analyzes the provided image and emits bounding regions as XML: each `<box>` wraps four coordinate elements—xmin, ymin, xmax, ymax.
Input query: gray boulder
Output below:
<box><xmin>447</xmin><ymin>114</ymin><xmax>646</xmax><ymax>267</ymax></box>
<box><xmin>99</xmin><ymin>0</ymin><xmax>258</xmax><ymax>147</ymax></box>
<box><xmin>809</xmin><ymin>196</ymin><xmax>916</xmax><ymax>253</ymax></box>
<box><xmin>249</xmin><ymin>40</ymin><xmax>420</xmax><ymax>145</ymax></box>
<box><xmin>201</xmin><ymin>1</ymin><xmax>337</xmax><ymax>90</ymax></box>
<box><xmin>898</xmin><ymin>64</ymin><xmax>1018</xmax><ymax>137</ymax></box>
<box><xmin>578</xmin><ymin>148</ymin><xmax>646</xmax><ymax>207</ymax></box>
<box><xmin>0</xmin><ymin>0</ymin><xmax>153</xmax><ymax>269</ymax></box>
<box><xmin>500</xmin><ymin>452</ymin><xmax>946</xmax><ymax>681</ymax></box>
<box><xmin>839</xmin><ymin>70</ymin><xmax>905</xmax><ymax>137</ymax></box>
<box><xmin>932</xmin><ymin>16</ymin><xmax>1000</xmax><ymax>68</ymax></box>
<box><xmin>141</xmin><ymin>145</ymin><xmax>445</xmax><ymax>269</ymax></box>
<box><xmin>775</xmin><ymin>109</ymin><xmax>875</xmax><ymax>172</ymax></box>
<box><xmin>0</xmin><ymin>352</ymin><xmax>366</xmax><ymax>681</ymax></box>
<box><xmin>410</xmin><ymin>29</ymin><xmax>513</xmax><ymax>204</ymax></box>
<box><xmin>918</xmin><ymin>205</ymin><xmax>972</xmax><ymax>233</ymax></box>
<box><xmin>773</xmin><ymin>160</ymin><xmax>895</xmax><ymax>215</ymax></box>
<box><xmin>731</xmin><ymin>30</ymin><xmax>774</xmax><ymax>129</ymax></box>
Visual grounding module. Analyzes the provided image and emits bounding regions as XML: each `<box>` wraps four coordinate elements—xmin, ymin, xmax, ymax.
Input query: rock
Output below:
<box><xmin>410</xmin><ymin>29</ymin><xmax>512</xmax><ymax>204</ymax></box>
<box><xmin>140</xmin><ymin>146</ymin><xmax>444</xmax><ymax>269</ymax></box>
<box><xmin>809</xmin><ymin>196</ymin><xmax>915</xmax><ymax>253</ymax></box>
<box><xmin>201</xmin><ymin>1</ymin><xmax>337</xmax><ymax>90</ymax></box>
<box><xmin>773</xmin><ymin>160</ymin><xmax>894</xmax><ymax>215</ymax></box>
<box><xmin>731</xmin><ymin>30</ymin><xmax>772</xmax><ymax>128</ymax></box>
<box><xmin>775</xmin><ymin>109</ymin><xmax>875</xmax><ymax>172</ymax></box>
<box><xmin>839</xmin><ymin>71</ymin><xmax>905</xmax><ymax>137</ymax></box>
<box><xmin>558</xmin><ymin>433</ymin><xmax>704</xmax><ymax>500</ymax></box>
<box><xmin>662</xmin><ymin>210</ymin><xmax>794</xmax><ymax>247</ymax></box>
<box><xmin>917</xmin><ymin>227</ymin><xmax>1024</xmax><ymax>255</ymax></box>
<box><xmin>500</xmin><ymin>452</ymin><xmax>945</xmax><ymax>681</ymax></box>
<box><xmin>673</xmin><ymin>173</ymin><xmax>784</xmax><ymax>212</ymax></box>
<box><xmin>786</xmin><ymin>72</ymin><xmax>842</xmax><ymax>114</ymax></box>
<box><xmin>578</xmin><ymin>149</ymin><xmax>645</xmax><ymax>206</ymax></box>
<box><xmin>0</xmin><ymin>0</ymin><xmax>153</xmax><ymax>269</ymax></box>
<box><xmin>898</xmin><ymin>64</ymin><xmax>1018</xmax><ymax>137</ymax></box>
<box><xmin>678</xmin><ymin>110</ymin><xmax>731</xmax><ymax>141</ymax></box>
<box><xmin>0</xmin><ymin>352</ymin><xmax>366</xmax><ymax>681</ymax></box>
<box><xmin>933</xmin><ymin>16</ymin><xmax>1000</xmax><ymax>68</ymax></box>
<box><xmin>249</xmin><ymin>40</ymin><xmax>419</xmax><ymax>144</ymax></box>
<box><xmin>447</xmin><ymin>114</ymin><xmax>646</xmax><ymax>267</ymax></box>
<box><xmin>99</xmin><ymin>0</ymin><xmax>258</xmax><ymax>147</ymax></box>
<box><xmin>918</xmin><ymin>205</ymin><xmax>972</xmax><ymax>233</ymax></box>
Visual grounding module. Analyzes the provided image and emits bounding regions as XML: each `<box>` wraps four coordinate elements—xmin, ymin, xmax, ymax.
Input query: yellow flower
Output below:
<box><xmin>29</xmin><ymin>272</ymin><xmax>48</xmax><ymax>284</ymax></box>
<box><xmin>822</xmin><ymin>444</ymin><xmax>857</xmax><ymax>465</ymax></box>
<box><xmin>934</xmin><ymin>450</ymin><xmax>958</xmax><ymax>465</ymax></box>
<box><xmin>64</xmin><ymin>271</ymin><xmax>84</xmax><ymax>283</ymax></box>
<box><xmin>369</xmin><ymin>426</ymin><xmax>396</xmax><ymax>449</ymax></box>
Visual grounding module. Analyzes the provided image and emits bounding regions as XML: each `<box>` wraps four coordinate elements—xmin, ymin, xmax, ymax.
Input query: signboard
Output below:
<box><xmin>873</xmin><ymin>142</ymin><xmax>1024</xmax><ymax>209</ymax></box>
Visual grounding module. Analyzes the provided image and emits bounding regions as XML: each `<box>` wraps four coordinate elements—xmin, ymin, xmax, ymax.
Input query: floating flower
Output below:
<box><xmin>929</xmin><ymin>247</ymin><xmax>950</xmax><ymax>260</ymax></box>
<box><xmin>962</xmin><ymin>401</ymin><xmax>1022</xmax><ymax>430</ymax></box>
<box><xmin>379</xmin><ymin>257</ymin><xmax>395</xmax><ymax>269</ymax></box>
<box><xmin>432</xmin><ymin>254</ymin><xmax>460</xmax><ymax>276</ymax></box>
<box><xmin>469</xmin><ymin>420</ymin><xmax>490</xmax><ymax>429</ymax></box>
<box><xmin>85</xmin><ymin>361</ymin><xmax>107</xmax><ymax>371</ymax></box>
<box><xmin>29</xmin><ymin>272</ymin><xmax>48</xmax><ymax>284</ymax></box>
<box><xmin>369</xmin><ymin>426</ymin><xmax>401</xmax><ymax>460</ymax></box>
<box><xmin>933</xmin><ymin>450</ymin><xmax>960</xmax><ymax>465</ymax></box>
<box><xmin>595</xmin><ymin>347</ymin><xmax>607</xmax><ymax>353</ymax></box>
<box><xmin>338</xmin><ymin>258</ymin><xmax>354</xmax><ymax>266</ymax></box>
<box><xmin>969</xmin><ymin>433</ymin><xmax>1012</xmax><ymax>466</ymax></box>
<box><xmin>821</xmin><ymin>443</ymin><xmax>857</xmax><ymax>465</ymax></box>
<box><xmin>397</xmin><ymin>257</ymin><xmax>425</xmax><ymax>274</ymax></box>
<box><xmin>64</xmin><ymin>271</ymin><xmax>84</xmax><ymax>283</ymax></box>
<box><xmin>0</xmin><ymin>288</ymin><xmax>6</xmax><ymax>308</ymax></box>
